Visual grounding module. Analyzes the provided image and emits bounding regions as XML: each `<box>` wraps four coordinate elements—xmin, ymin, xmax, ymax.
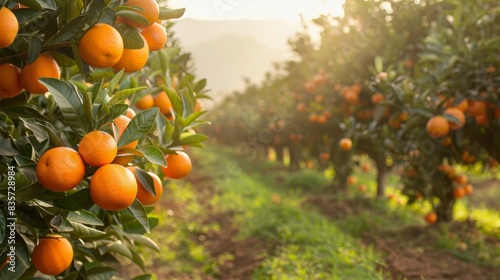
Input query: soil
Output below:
<box><xmin>305</xmin><ymin>195</ymin><xmax>500</xmax><ymax>280</ymax></box>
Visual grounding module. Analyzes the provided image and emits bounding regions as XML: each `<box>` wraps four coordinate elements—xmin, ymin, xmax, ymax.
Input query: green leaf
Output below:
<box><xmin>53</xmin><ymin>188</ymin><xmax>94</xmax><ymax>211</ymax></box>
<box><xmin>15</xmin><ymin>182</ymin><xmax>45</xmax><ymax>202</ymax></box>
<box><xmin>108</xmin><ymin>69</ymin><xmax>124</xmax><ymax>95</ymax></box>
<box><xmin>67</xmin><ymin>210</ymin><xmax>104</xmax><ymax>226</ymax></box>
<box><xmin>109</xmin><ymin>87</ymin><xmax>148</xmax><ymax>106</ymax></box>
<box><xmin>116</xmin><ymin>108</ymin><xmax>159</xmax><ymax>148</ymax></box>
<box><xmin>3</xmin><ymin>106</ymin><xmax>47</xmax><ymax>120</ymax></box>
<box><xmin>136</xmin><ymin>168</ymin><xmax>155</xmax><ymax>196</ymax></box>
<box><xmin>19</xmin><ymin>118</ymin><xmax>49</xmax><ymax>143</ymax></box>
<box><xmin>0</xmin><ymin>233</ymin><xmax>30</xmax><ymax>279</ymax></box>
<box><xmin>40</xmin><ymin>78</ymin><xmax>88</xmax><ymax>136</ymax></box>
<box><xmin>179</xmin><ymin>134</ymin><xmax>208</xmax><ymax>146</ymax></box>
<box><xmin>17</xmin><ymin>0</ymin><xmax>57</xmax><ymax>10</ymax></box>
<box><xmin>114</xmin><ymin>23</ymin><xmax>145</xmax><ymax>49</ymax></box>
<box><xmin>81</xmin><ymin>90</ymin><xmax>94</xmax><ymax>129</ymax></box>
<box><xmin>409</xmin><ymin>108</ymin><xmax>434</xmax><ymax>118</ymax></box>
<box><xmin>183</xmin><ymin>111</ymin><xmax>206</xmax><ymax>127</ymax></box>
<box><xmin>0</xmin><ymin>211</ymin><xmax>5</xmax><ymax>243</ymax></box>
<box><xmin>193</xmin><ymin>79</ymin><xmax>207</xmax><ymax>93</ymax></box>
<box><xmin>84</xmin><ymin>265</ymin><xmax>117</xmax><ymax>279</ymax></box>
<box><xmin>128</xmin><ymin>234</ymin><xmax>160</xmax><ymax>252</ymax></box>
<box><xmin>158</xmin><ymin>7</ymin><xmax>185</xmax><ymax>20</ymax></box>
<box><xmin>27</xmin><ymin>37</ymin><xmax>41</xmax><ymax>65</ymax></box>
<box><xmin>161</xmin><ymin>87</ymin><xmax>182</xmax><ymax>115</ymax></box>
<box><xmin>71</xmin><ymin>42</ymin><xmax>89</xmax><ymax>81</ymax></box>
<box><xmin>137</xmin><ymin>146</ymin><xmax>167</xmax><ymax>167</ymax></box>
<box><xmin>16</xmin><ymin>206</ymin><xmax>49</xmax><ymax>229</ymax></box>
<box><xmin>69</xmin><ymin>220</ymin><xmax>105</xmax><ymax>237</ymax></box>
<box><xmin>126</xmin><ymin>199</ymin><xmax>150</xmax><ymax>233</ymax></box>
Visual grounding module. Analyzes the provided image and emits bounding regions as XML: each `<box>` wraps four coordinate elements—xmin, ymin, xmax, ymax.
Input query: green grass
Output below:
<box><xmin>194</xmin><ymin>145</ymin><xmax>386</xmax><ymax>279</ymax></box>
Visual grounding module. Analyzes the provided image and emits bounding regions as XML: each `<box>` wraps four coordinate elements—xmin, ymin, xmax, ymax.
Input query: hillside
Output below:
<box><xmin>171</xmin><ymin>19</ymin><xmax>301</xmax><ymax>103</ymax></box>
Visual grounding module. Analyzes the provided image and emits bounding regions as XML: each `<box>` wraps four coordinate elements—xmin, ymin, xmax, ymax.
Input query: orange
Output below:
<box><xmin>125</xmin><ymin>108</ymin><xmax>136</xmax><ymax>119</ymax></box>
<box><xmin>305</xmin><ymin>160</ymin><xmax>314</xmax><ymax>169</ymax></box>
<box><xmin>295</xmin><ymin>102</ymin><xmax>305</xmax><ymax>112</ymax></box>
<box><xmin>79</xmin><ymin>23</ymin><xmax>124</xmax><ymax>68</ymax></box>
<box><xmin>463</xmin><ymin>184</ymin><xmax>473</xmax><ymax>195</ymax></box>
<box><xmin>194</xmin><ymin>99</ymin><xmax>202</xmax><ymax>112</ymax></box>
<box><xmin>424</xmin><ymin>212</ymin><xmax>437</xmax><ymax>224</ymax></box>
<box><xmin>347</xmin><ymin>175</ymin><xmax>357</xmax><ymax>185</ymax></box>
<box><xmin>474</xmin><ymin>113</ymin><xmax>489</xmax><ymax>126</ymax></box>
<box><xmin>125</xmin><ymin>0</ymin><xmax>160</xmax><ymax>28</ymax></box>
<box><xmin>444</xmin><ymin>107</ymin><xmax>465</xmax><ymax>130</ymax></box>
<box><xmin>20</xmin><ymin>53</ymin><xmax>60</xmax><ymax>94</ymax></box>
<box><xmin>112</xmin><ymin>115</ymin><xmax>139</xmax><ymax>149</ymax></box>
<box><xmin>127</xmin><ymin>167</ymin><xmax>163</xmax><ymax>205</ymax></box>
<box><xmin>0</xmin><ymin>63</ymin><xmax>23</xmax><ymax>98</ymax></box>
<box><xmin>90</xmin><ymin>164</ymin><xmax>137</xmax><ymax>211</ymax></box>
<box><xmin>161</xmin><ymin>151</ymin><xmax>192</xmax><ymax>179</ymax></box>
<box><xmin>344</xmin><ymin>90</ymin><xmax>359</xmax><ymax>105</ymax></box>
<box><xmin>308</xmin><ymin>113</ymin><xmax>318</xmax><ymax>123</ymax></box>
<box><xmin>304</xmin><ymin>81</ymin><xmax>316</xmax><ymax>93</ymax></box>
<box><xmin>454</xmin><ymin>174</ymin><xmax>468</xmax><ymax>185</ymax></box>
<box><xmin>36</xmin><ymin>147</ymin><xmax>85</xmax><ymax>192</ymax></box>
<box><xmin>371</xmin><ymin>92</ymin><xmax>385</xmax><ymax>104</ymax></box>
<box><xmin>426</xmin><ymin>116</ymin><xmax>449</xmax><ymax>138</ymax></box>
<box><xmin>0</xmin><ymin>7</ymin><xmax>18</xmax><ymax>48</ymax></box>
<box><xmin>319</xmin><ymin>152</ymin><xmax>330</xmax><ymax>161</ymax></box>
<box><xmin>358</xmin><ymin>184</ymin><xmax>367</xmax><ymax>192</ymax></box>
<box><xmin>32</xmin><ymin>235</ymin><xmax>73</xmax><ymax>276</ymax></box>
<box><xmin>441</xmin><ymin>136</ymin><xmax>452</xmax><ymax>146</ymax></box>
<box><xmin>339</xmin><ymin>138</ymin><xmax>353</xmax><ymax>151</ymax></box>
<box><xmin>135</xmin><ymin>94</ymin><xmax>154</xmax><ymax>110</ymax></box>
<box><xmin>467</xmin><ymin>100</ymin><xmax>487</xmax><ymax>116</ymax></box>
<box><xmin>112</xmin><ymin>34</ymin><xmax>149</xmax><ymax>73</ymax></box>
<box><xmin>361</xmin><ymin>163</ymin><xmax>371</xmax><ymax>172</ymax></box>
<box><xmin>315</xmin><ymin>94</ymin><xmax>324</xmax><ymax>103</ymax></box>
<box><xmin>456</xmin><ymin>99</ymin><xmax>468</xmax><ymax>112</ymax></box>
<box><xmin>155</xmin><ymin>91</ymin><xmax>173</xmax><ymax>117</ymax></box>
<box><xmin>78</xmin><ymin>131</ymin><xmax>118</xmax><ymax>166</ymax></box>
<box><xmin>140</xmin><ymin>22</ymin><xmax>167</xmax><ymax>51</ymax></box>
<box><xmin>453</xmin><ymin>187</ymin><xmax>465</xmax><ymax>199</ymax></box>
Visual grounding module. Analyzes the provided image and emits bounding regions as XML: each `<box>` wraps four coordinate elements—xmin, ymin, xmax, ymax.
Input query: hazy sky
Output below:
<box><xmin>168</xmin><ymin>0</ymin><xmax>345</xmax><ymax>21</ymax></box>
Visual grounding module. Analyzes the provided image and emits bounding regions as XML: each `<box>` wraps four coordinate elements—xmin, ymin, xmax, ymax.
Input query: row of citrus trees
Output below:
<box><xmin>0</xmin><ymin>0</ymin><xmax>209</xmax><ymax>279</ymax></box>
<box><xmin>206</xmin><ymin>0</ymin><xmax>500</xmax><ymax>224</ymax></box>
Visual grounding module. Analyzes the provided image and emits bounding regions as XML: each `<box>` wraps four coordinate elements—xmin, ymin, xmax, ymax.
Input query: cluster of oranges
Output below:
<box><xmin>0</xmin><ymin>0</ymin><xmax>168</xmax><ymax>99</ymax></box>
<box><xmin>79</xmin><ymin>0</ymin><xmax>167</xmax><ymax>73</ymax></box>
<box><xmin>437</xmin><ymin>164</ymin><xmax>474</xmax><ymax>199</ymax></box>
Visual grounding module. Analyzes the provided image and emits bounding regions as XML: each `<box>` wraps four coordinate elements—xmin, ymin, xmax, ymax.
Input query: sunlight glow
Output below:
<box><xmin>168</xmin><ymin>0</ymin><xmax>346</xmax><ymax>21</ymax></box>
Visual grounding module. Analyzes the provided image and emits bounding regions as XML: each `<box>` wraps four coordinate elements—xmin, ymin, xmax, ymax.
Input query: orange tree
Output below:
<box><xmin>372</xmin><ymin>0</ymin><xmax>500</xmax><ymax>222</ymax></box>
<box><xmin>0</xmin><ymin>0</ymin><xmax>209</xmax><ymax>278</ymax></box>
<box><xmin>206</xmin><ymin>0</ymin><xmax>499</xmax><ymax>222</ymax></box>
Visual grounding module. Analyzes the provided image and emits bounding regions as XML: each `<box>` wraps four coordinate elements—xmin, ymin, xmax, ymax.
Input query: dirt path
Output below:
<box><xmin>306</xmin><ymin>195</ymin><xmax>500</xmax><ymax>280</ymax></box>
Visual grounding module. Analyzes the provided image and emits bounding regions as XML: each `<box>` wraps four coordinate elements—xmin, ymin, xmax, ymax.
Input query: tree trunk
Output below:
<box><xmin>375</xmin><ymin>158</ymin><xmax>387</xmax><ymax>198</ymax></box>
<box><xmin>435</xmin><ymin>198</ymin><xmax>455</xmax><ymax>223</ymax></box>
<box><xmin>275</xmin><ymin>145</ymin><xmax>284</xmax><ymax>164</ymax></box>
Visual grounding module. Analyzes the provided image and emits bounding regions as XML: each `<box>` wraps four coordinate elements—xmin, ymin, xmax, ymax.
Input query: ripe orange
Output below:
<box><xmin>453</xmin><ymin>187</ymin><xmax>465</xmax><ymax>199</ymax></box>
<box><xmin>0</xmin><ymin>7</ymin><xmax>18</xmax><ymax>48</ymax></box>
<box><xmin>125</xmin><ymin>108</ymin><xmax>136</xmax><ymax>119</ymax></box>
<box><xmin>441</xmin><ymin>136</ymin><xmax>452</xmax><ymax>146</ymax></box>
<box><xmin>140</xmin><ymin>22</ymin><xmax>167</xmax><ymax>51</ymax></box>
<box><xmin>161</xmin><ymin>151</ymin><xmax>192</xmax><ymax>179</ymax></box>
<box><xmin>371</xmin><ymin>92</ymin><xmax>385</xmax><ymax>104</ymax></box>
<box><xmin>135</xmin><ymin>94</ymin><xmax>154</xmax><ymax>110</ymax></box>
<box><xmin>20</xmin><ymin>53</ymin><xmax>61</xmax><ymax>94</ymax></box>
<box><xmin>315</xmin><ymin>94</ymin><xmax>324</xmax><ymax>103</ymax></box>
<box><xmin>90</xmin><ymin>164</ymin><xmax>137</xmax><ymax>211</ymax></box>
<box><xmin>0</xmin><ymin>63</ymin><xmax>23</xmax><ymax>98</ymax></box>
<box><xmin>125</xmin><ymin>0</ymin><xmax>160</xmax><ymax>28</ymax></box>
<box><xmin>424</xmin><ymin>212</ymin><xmax>437</xmax><ymax>224</ymax></box>
<box><xmin>155</xmin><ymin>91</ymin><xmax>173</xmax><ymax>117</ymax></box>
<box><xmin>78</xmin><ymin>131</ymin><xmax>118</xmax><ymax>166</ymax></box>
<box><xmin>305</xmin><ymin>160</ymin><xmax>314</xmax><ymax>169</ymax></box>
<box><xmin>361</xmin><ymin>163</ymin><xmax>371</xmax><ymax>172</ymax></box>
<box><xmin>319</xmin><ymin>152</ymin><xmax>330</xmax><ymax>161</ymax></box>
<box><xmin>339</xmin><ymin>138</ymin><xmax>353</xmax><ymax>151</ymax></box>
<box><xmin>426</xmin><ymin>116</ymin><xmax>449</xmax><ymax>138</ymax></box>
<box><xmin>344</xmin><ymin>90</ymin><xmax>359</xmax><ymax>105</ymax></box>
<box><xmin>347</xmin><ymin>175</ymin><xmax>357</xmax><ymax>185</ymax></box>
<box><xmin>32</xmin><ymin>235</ymin><xmax>73</xmax><ymax>276</ymax></box>
<box><xmin>358</xmin><ymin>184</ymin><xmax>367</xmax><ymax>192</ymax></box>
<box><xmin>308</xmin><ymin>113</ymin><xmax>318</xmax><ymax>123</ymax></box>
<box><xmin>127</xmin><ymin>167</ymin><xmax>163</xmax><ymax>205</ymax></box>
<box><xmin>112</xmin><ymin>115</ymin><xmax>139</xmax><ymax>149</ymax></box>
<box><xmin>463</xmin><ymin>184</ymin><xmax>473</xmax><ymax>195</ymax></box>
<box><xmin>304</xmin><ymin>81</ymin><xmax>316</xmax><ymax>93</ymax></box>
<box><xmin>466</xmin><ymin>100</ymin><xmax>487</xmax><ymax>116</ymax></box>
<box><xmin>79</xmin><ymin>23</ymin><xmax>124</xmax><ymax>68</ymax></box>
<box><xmin>444</xmin><ymin>107</ymin><xmax>465</xmax><ymax>130</ymax></box>
<box><xmin>112</xmin><ymin>34</ymin><xmax>149</xmax><ymax>73</ymax></box>
<box><xmin>36</xmin><ymin>147</ymin><xmax>85</xmax><ymax>192</ymax></box>
<box><xmin>474</xmin><ymin>113</ymin><xmax>489</xmax><ymax>126</ymax></box>
<box><xmin>456</xmin><ymin>99</ymin><xmax>468</xmax><ymax>112</ymax></box>
<box><xmin>454</xmin><ymin>174</ymin><xmax>468</xmax><ymax>185</ymax></box>
<box><xmin>194</xmin><ymin>99</ymin><xmax>202</xmax><ymax>112</ymax></box>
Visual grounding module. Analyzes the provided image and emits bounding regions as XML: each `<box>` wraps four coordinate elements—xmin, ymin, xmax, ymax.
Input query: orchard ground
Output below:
<box><xmin>118</xmin><ymin>143</ymin><xmax>500</xmax><ymax>279</ymax></box>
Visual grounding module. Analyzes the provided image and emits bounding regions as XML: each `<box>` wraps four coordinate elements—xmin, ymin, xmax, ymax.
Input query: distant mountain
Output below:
<box><xmin>170</xmin><ymin>19</ymin><xmax>302</xmax><ymax>103</ymax></box>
